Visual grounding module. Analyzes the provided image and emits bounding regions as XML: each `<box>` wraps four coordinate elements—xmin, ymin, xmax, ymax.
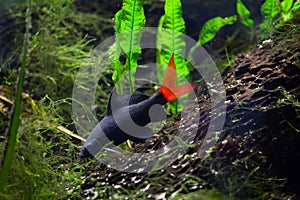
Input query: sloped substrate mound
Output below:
<box><xmin>80</xmin><ymin>23</ymin><xmax>300</xmax><ymax>199</ymax></box>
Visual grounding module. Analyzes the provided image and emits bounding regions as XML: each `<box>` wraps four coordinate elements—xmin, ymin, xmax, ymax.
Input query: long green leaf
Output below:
<box><xmin>236</xmin><ymin>0</ymin><xmax>253</xmax><ymax>28</ymax></box>
<box><xmin>199</xmin><ymin>15</ymin><xmax>237</xmax><ymax>45</ymax></box>
<box><xmin>115</xmin><ymin>0</ymin><xmax>145</xmax><ymax>93</ymax></box>
<box><xmin>0</xmin><ymin>0</ymin><xmax>31</xmax><ymax>193</ymax></box>
<box><xmin>156</xmin><ymin>0</ymin><xmax>188</xmax><ymax>83</ymax></box>
<box><xmin>108</xmin><ymin>42</ymin><xmax>124</xmax><ymax>94</ymax></box>
<box><xmin>156</xmin><ymin>0</ymin><xmax>188</xmax><ymax>114</ymax></box>
<box><xmin>109</xmin><ymin>10</ymin><xmax>124</xmax><ymax>94</ymax></box>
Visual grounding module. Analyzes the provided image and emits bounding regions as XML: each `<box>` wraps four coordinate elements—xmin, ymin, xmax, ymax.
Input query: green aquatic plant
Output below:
<box><xmin>0</xmin><ymin>93</ymin><xmax>92</xmax><ymax>199</ymax></box>
<box><xmin>236</xmin><ymin>0</ymin><xmax>254</xmax><ymax>28</ymax></box>
<box><xmin>186</xmin><ymin>0</ymin><xmax>250</xmax><ymax>70</ymax></box>
<box><xmin>260</xmin><ymin>0</ymin><xmax>300</xmax><ymax>34</ymax></box>
<box><xmin>197</xmin><ymin>0</ymin><xmax>254</xmax><ymax>46</ymax></box>
<box><xmin>197</xmin><ymin>0</ymin><xmax>300</xmax><ymax>46</ymax></box>
<box><xmin>109</xmin><ymin>0</ymin><xmax>145</xmax><ymax>94</ymax></box>
<box><xmin>0</xmin><ymin>0</ymin><xmax>113</xmax><ymax>198</ymax></box>
<box><xmin>110</xmin><ymin>0</ymin><xmax>252</xmax><ymax>113</ymax></box>
<box><xmin>0</xmin><ymin>0</ymin><xmax>31</xmax><ymax>193</ymax></box>
<box><xmin>110</xmin><ymin>0</ymin><xmax>192</xmax><ymax>113</ymax></box>
<box><xmin>156</xmin><ymin>0</ymin><xmax>187</xmax><ymax>79</ymax></box>
<box><xmin>277</xmin><ymin>86</ymin><xmax>300</xmax><ymax>133</ymax></box>
<box><xmin>198</xmin><ymin>16</ymin><xmax>237</xmax><ymax>46</ymax></box>
<box><xmin>156</xmin><ymin>0</ymin><xmax>189</xmax><ymax>113</ymax></box>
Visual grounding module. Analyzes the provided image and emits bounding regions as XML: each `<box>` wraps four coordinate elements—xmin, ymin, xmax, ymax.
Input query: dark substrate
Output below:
<box><xmin>79</xmin><ymin>22</ymin><xmax>300</xmax><ymax>199</ymax></box>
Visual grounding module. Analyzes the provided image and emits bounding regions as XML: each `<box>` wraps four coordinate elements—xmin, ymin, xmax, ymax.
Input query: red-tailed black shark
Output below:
<box><xmin>79</xmin><ymin>54</ymin><xmax>195</xmax><ymax>158</ymax></box>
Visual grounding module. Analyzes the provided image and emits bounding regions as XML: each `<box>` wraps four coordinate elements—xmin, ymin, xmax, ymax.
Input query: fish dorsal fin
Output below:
<box><xmin>107</xmin><ymin>88</ymin><xmax>127</xmax><ymax>115</ymax></box>
<box><xmin>159</xmin><ymin>54</ymin><xmax>195</xmax><ymax>102</ymax></box>
<box><xmin>106</xmin><ymin>88</ymin><xmax>149</xmax><ymax>115</ymax></box>
<box><xmin>129</xmin><ymin>93</ymin><xmax>149</xmax><ymax>105</ymax></box>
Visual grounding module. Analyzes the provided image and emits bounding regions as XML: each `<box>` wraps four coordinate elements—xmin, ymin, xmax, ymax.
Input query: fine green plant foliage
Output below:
<box><xmin>0</xmin><ymin>0</ymin><xmax>112</xmax><ymax>198</ymax></box>
<box><xmin>0</xmin><ymin>94</ymin><xmax>90</xmax><ymax>199</ymax></box>
<box><xmin>110</xmin><ymin>0</ymin><xmax>145</xmax><ymax>93</ymax></box>
<box><xmin>277</xmin><ymin>86</ymin><xmax>300</xmax><ymax>133</ymax></box>
<box><xmin>0</xmin><ymin>0</ymin><xmax>31</xmax><ymax>193</ymax></box>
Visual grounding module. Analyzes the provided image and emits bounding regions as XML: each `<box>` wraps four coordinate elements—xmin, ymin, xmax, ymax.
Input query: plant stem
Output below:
<box><xmin>0</xmin><ymin>0</ymin><xmax>31</xmax><ymax>193</ymax></box>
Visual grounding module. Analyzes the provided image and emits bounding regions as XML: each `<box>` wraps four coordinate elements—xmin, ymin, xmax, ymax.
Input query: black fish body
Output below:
<box><xmin>79</xmin><ymin>54</ymin><xmax>195</xmax><ymax>158</ymax></box>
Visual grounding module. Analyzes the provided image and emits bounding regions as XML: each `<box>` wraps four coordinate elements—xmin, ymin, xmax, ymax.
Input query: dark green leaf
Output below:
<box><xmin>0</xmin><ymin>0</ymin><xmax>31</xmax><ymax>193</ymax></box>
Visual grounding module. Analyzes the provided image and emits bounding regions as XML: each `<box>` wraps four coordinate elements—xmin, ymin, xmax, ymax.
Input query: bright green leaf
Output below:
<box><xmin>156</xmin><ymin>0</ymin><xmax>188</xmax><ymax>114</ymax></box>
<box><xmin>114</xmin><ymin>10</ymin><xmax>123</xmax><ymax>34</ymax></box>
<box><xmin>281</xmin><ymin>0</ymin><xmax>293</xmax><ymax>13</ymax></box>
<box><xmin>156</xmin><ymin>0</ymin><xmax>187</xmax><ymax>81</ymax></box>
<box><xmin>236</xmin><ymin>0</ymin><xmax>253</xmax><ymax>27</ymax></box>
<box><xmin>281</xmin><ymin>12</ymin><xmax>293</xmax><ymax>22</ymax></box>
<box><xmin>242</xmin><ymin>18</ymin><xmax>254</xmax><ymax>27</ymax></box>
<box><xmin>292</xmin><ymin>0</ymin><xmax>300</xmax><ymax>13</ymax></box>
<box><xmin>199</xmin><ymin>15</ymin><xmax>237</xmax><ymax>45</ymax></box>
<box><xmin>260</xmin><ymin>0</ymin><xmax>280</xmax><ymax>33</ymax></box>
<box><xmin>261</xmin><ymin>0</ymin><xmax>280</xmax><ymax>19</ymax></box>
<box><xmin>112</xmin><ymin>0</ymin><xmax>146</xmax><ymax>93</ymax></box>
<box><xmin>108</xmin><ymin>43</ymin><xmax>124</xmax><ymax>94</ymax></box>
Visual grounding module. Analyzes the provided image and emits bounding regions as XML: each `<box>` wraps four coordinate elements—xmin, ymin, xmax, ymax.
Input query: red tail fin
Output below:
<box><xmin>159</xmin><ymin>54</ymin><xmax>195</xmax><ymax>102</ymax></box>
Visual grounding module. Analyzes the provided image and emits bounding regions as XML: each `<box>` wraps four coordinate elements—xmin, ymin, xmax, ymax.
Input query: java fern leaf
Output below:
<box><xmin>198</xmin><ymin>15</ymin><xmax>237</xmax><ymax>45</ymax></box>
<box><xmin>260</xmin><ymin>0</ymin><xmax>280</xmax><ymax>32</ymax></box>
<box><xmin>281</xmin><ymin>0</ymin><xmax>294</xmax><ymax>22</ymax></box>
<box><xmin>110</xmin><ymin>0</ymin><xmax>145</xmax><ymax>93</ymax></box>
<box><xmin>157</xmin><ymin>0</ymin><xmax>190</xmax><ymax>114</ymax></box>
<box><xmin>157</xmin><ymin>0</ymin><xmax>188</xmax><ymax>84</ymax></box>
<box><xmin>261</xmin><ymin>0</ymin><xmax>280</xmax><ymax>19</ymax></box>
<box><xmin>281</xmin><ymin>0</ymin><xmax>293</xmax><ymax>13</ymax></box>
<box><xmin>236</xmin><ymin>0</ymin><xmax>253</xmax><ymax>28</ymax></box>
